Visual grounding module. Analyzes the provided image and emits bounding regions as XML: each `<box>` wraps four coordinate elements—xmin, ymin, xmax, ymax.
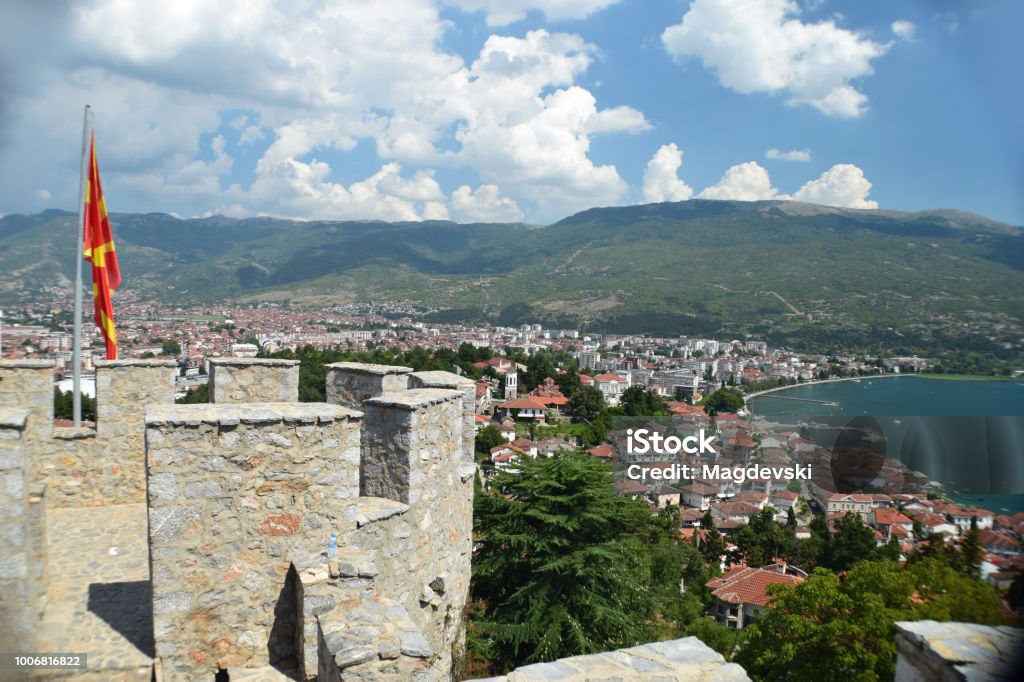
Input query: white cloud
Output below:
<box><xmin>642</xmin><ymin>144</ymin><xmax>694</xmax><ymax>202</ymax></box>
<box><xmin>789</xmin><ymin>163</ymin><xmax>878</xmax><ymax>208</ymax></box>
<box><xmin>36</xmin><ymin>189</ymin><xmax>51</xmax><ymax>200</ymax></box>
<box><xmin>246</xmin><ymin>161</ymin><xmax>447</xmax><ymax>222</ymax></box>
<box><xmin>698</xmin><ymin>162</ymin><xmax>778</xmax><ymax>200</ymax></box>
<box><xmin>451</xmin><ymin>185</ymin><xmax>524</xmax><ymax>222</ymax></box>
<box><xmin>661</xmin><ymin>0</ymin><xmax>889</xmax><ymax>117</ymax></box>
<box><xmin>891</xmin><ymin>20</ymin><xmax>916</xmax><ymax>41</ymax></box>
<box><xmin>0</xmin><ymin>2</ymin><xmax>649</xmax><ymax>223</ymax></box>
<box><xmin>445</xmin><ymin>0</ymin><xmax>621</xmax><ymax>26</ymax></box>
<box><xmin>766</xmin><ymin>148</ymin><xmax>812</xmax><ymax>162</ymax></box>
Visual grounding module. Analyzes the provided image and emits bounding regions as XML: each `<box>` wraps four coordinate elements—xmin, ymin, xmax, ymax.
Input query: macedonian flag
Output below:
<box><xmin>83</xmin><ymin>132</ymin><xmax>121</xmax><ymax>360</ymax></box>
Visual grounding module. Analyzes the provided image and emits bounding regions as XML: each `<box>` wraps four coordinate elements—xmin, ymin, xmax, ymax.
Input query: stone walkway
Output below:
<box><xmin>32</xmin><ymin>504</ymin><xmax>153</xmax><ymax>681</ymax></box>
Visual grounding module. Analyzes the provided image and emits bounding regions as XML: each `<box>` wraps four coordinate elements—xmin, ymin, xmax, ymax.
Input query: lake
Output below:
<box><xmin>747</xmin><ymin>376</ymin><xmax>1024</xmax><ymax>513</ymax></box>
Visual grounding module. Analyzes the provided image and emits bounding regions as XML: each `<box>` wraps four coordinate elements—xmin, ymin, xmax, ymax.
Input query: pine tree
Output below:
<box><xmin>700</xmin><ymin>510</ymin><xmax>726</xmax><ymax>567</ymax></box>
<box><xmin>960</xmin><ymin>515</ymin><xmax>984</xmax><ymax>578</ymax></box>
<box><xmin>470</xmin><ymin>453</ymin><xmax>659</xmax><ymax>671</ymax></box>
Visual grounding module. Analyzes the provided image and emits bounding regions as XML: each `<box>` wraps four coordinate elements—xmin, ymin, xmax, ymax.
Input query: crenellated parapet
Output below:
<box><xmin>208</xmin><ymin>357</ymin><xmax>301</xmax><ymax>403</ymax></box>
<box><xmin>2</xmin><ymin>356</ymin><xmax>476</xmax><ymax>681</ymax></box>
<box><xmin>0</xmin><ymin>408</ymin><xmax>39</xmax><ymax>653</ymax></box>
<box><xmin>325</xmin><ymin>362</ymin><xmax>413</xmax><ymax>408</ymax></box>
<box><xmin>145</xmin><ymin>402</ymin><xmax>364</xmax><ymax>679</ymax></box>
<box><xmin>142</xmin><ymin>363</ymin><xmax>475</xmax><ymax>681</ymax></box>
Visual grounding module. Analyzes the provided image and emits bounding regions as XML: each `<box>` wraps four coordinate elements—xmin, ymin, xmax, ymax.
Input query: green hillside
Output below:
<box><xmin>2</xmin><ymin>200</ymin><xmax>1021</xmax><ymax>359</ymax></box>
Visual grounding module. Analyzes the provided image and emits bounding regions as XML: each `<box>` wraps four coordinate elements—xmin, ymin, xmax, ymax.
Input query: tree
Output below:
<box><xmin>700</xmin><ymin>510</ymin><xmax>726</xmax><ymax>567</ymax></box>
<box><xmin>960</xmin><ymin>515</ymin><xmax>984</xmax><ymax>578</ymax></box>
<box><xmin>470</xmin><ymin>453</ymin><xmax>666</xmax><ymax>672</ymax></box>
<box><xmin>736</xmin><ymin>568</ymin><xmax>901</xmax><ymax>681</ymax></box>
<box><xmin>620</xmin><ymin>386</ymin><xmax>669</xmax><ymax>417</ymax></box>
<box><xmin>823</xmin><ymin>513</ymin><xmax>877</xmax><ymax>572</ymax></box>
<box><xmin>161</xmin><ymin>339</ymin><xmax>181</xmax><ymax>356</ymax></box>
<box><xmin>475</xmin><ymin>424</ymin><xmax>506</xmax><ymax>459</ymax></box>
<box><xmin>568</xmin><ymin>385</ymin><xmax>604</xmax><ymax>422</ymax></box>
<box><xmin>175</xmin><ymin>383</ymin><xmax>209</xmax><ymax>404</ymax></box>
<box><xmin>737</xmin><ymin>559</ymin><xmax>1008</xmax><ymax>682</ymax></box>
<box><xmin>53</xmin><ymin>389</ymin><xmax>96</xmax><ymax>421</ymax></box>
<box><xmin>732</xmin><ymin>508</ymin><xmax>789</xmax><ymax>567</ymax></box>
<box><xmin>701</xmin><ymin>388</ymin><xmax>744</xmax><ymax>414</ymax></box>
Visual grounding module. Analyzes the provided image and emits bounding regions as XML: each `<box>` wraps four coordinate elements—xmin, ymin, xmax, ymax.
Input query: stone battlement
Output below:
<box><xmin>0</xmin><ymin>359</ymin><xmax>473</xmax><ymax>681</ymax></box>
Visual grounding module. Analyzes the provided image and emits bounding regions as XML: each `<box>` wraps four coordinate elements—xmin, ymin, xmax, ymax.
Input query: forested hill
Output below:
<box><xmin>1</xmin><ymin>200</ymin><xmax>1021</xmax><ymax>358</ymax></box>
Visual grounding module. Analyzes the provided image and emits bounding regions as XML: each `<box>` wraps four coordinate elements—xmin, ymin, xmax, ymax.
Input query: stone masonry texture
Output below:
<box><xmin>209</xmin><ymin>358</ymin><xmax>301</xmax><ymax>403</ymax></box>
<box><xmin>325</xmin><ymin>362</ymin><xmax>412</xmax><ymax>409</ymax></box>
<box><xmin>467</xmin><ymin>637</ymin><xmax>753</xmax><ymax>681</ymax></box>
<box><xmin>0</xmin><ymin>408</ymin><xmax>35</xmax><ymax>654</ymax></box>
<box><xmin>145</xmin><ymin>402</ymin><xmax>362</xmax><ymax>680</ymax></box>
<box><xmin>357</xmin><ymin>388</ymin><xmax>474</xmax><ymax>678</ymax></box>
<box><xmin>894</xmin><ymin>620</ymin><xmax>1024</xmax><ymax>681</ymax></box>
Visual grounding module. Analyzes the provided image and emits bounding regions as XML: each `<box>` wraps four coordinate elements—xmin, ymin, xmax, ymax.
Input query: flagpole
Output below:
<box><xmin>72</xmin><ymin>105</ymin><xmax>92</xmax><ymax>427</ymax></box>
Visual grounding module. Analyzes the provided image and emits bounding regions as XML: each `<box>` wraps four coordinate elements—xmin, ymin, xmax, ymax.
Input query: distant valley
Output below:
<box><xmin>1</xmin><ymin>200</ymin><xmax>1021</xmax><ymax>360</ymax></box>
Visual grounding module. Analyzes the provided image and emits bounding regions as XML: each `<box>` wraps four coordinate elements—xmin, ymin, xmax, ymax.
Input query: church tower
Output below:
<box><xmin>504</xmin><ymin>367</ymin><xmax>518</xmax><ymax>400</ymax></box>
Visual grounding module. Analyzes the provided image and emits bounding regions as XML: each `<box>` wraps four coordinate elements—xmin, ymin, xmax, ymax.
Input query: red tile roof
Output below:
<box><xmin>498</xmin><ymin>397</ymin><xmax>549</xmax><ymax>410</ymax></box>
<box><xmin>706</xmin><ymin>566</ymin><xmax>804</xmax><ymax>606</ymax></box>
<box><xmin>871</xmin><ymin>509</ymin><xmax>913</xmax><ymax>526</ymax></box>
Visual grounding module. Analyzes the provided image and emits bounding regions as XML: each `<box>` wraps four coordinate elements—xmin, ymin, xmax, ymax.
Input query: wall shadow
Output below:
<box><xmin>87</xmin><ymin>580</ymin><xmax>155</xmax><ymax>658</ymax></box>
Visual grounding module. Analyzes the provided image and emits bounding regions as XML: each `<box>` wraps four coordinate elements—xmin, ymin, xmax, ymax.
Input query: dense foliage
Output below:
<box><xmin>467</xmin><ymin>453</ymin><xmax>720</xmax><ymax>675</ymax></box>
<box><xmin>53</xmin><ymin>388</ymin><xmax>96</xmax><ymax>421</ymax></box>
<box><xmin>737</xmin><ymin>559</ymin><xmax>1009</xmax><ymax>681</ymax></box>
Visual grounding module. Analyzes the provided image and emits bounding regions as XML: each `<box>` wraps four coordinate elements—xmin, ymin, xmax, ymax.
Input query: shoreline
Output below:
<box><xmin>744</xmin><ymin>373</ymin><xmax>904</xmax><ymax>405</ymax></box>
<box><xmin>744</xmin><ymin>372</ymin><xmax>1014</xmax><ymax>407</ymax></box>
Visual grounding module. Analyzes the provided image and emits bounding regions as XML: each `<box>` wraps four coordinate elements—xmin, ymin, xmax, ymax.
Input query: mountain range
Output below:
<box><xmin>1</xmin><ymin>200</ymin><xmax>1021</xmax><ymax>358</ymax></box>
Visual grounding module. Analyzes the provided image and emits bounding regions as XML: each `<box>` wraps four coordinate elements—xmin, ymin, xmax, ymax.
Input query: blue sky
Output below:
<box><xmin>0</xmin><ymin>0</ymin><xmax>1019</xmax><ymax>225</ymax></box>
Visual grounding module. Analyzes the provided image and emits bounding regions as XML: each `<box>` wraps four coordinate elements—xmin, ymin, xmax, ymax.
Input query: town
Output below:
<box><xmin>3</xmin><ymin>294</ymin><xmax>1021</xmax><ymax>638</ymax></box>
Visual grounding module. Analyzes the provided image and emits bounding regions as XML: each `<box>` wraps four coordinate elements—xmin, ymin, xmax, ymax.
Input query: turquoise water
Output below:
<box><xmin>748</xmin><ymin>377</ymin><xmax>1024</xmax><ymax>513</ymax></box>
<box><xmin>748</xmin><ymin>376</ymin><xmax>1024</xmax><ymax>418</ymax></box>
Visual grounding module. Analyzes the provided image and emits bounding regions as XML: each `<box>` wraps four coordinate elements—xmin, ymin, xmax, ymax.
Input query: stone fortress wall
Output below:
<box><xmin>0</xmin><ymin>357</ymin><xmax>474</xmax><ymax>681</ymax></box>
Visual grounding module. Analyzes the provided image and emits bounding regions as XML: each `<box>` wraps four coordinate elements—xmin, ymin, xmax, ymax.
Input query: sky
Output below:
<box><xmin>0</xmin><ymin>0</ymin><xmax>1020</xmax><ymax>226</ymax></box>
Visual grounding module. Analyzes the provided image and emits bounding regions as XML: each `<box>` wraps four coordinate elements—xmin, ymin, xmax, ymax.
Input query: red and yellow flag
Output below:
<box><xmin>83</xmin><ymin>132</ymin><xmax>121</xmax><ymax>360</ymax></box>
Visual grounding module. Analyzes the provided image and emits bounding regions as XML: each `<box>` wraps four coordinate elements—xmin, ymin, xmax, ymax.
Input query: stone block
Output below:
<box><xmin>208</xmin><ymin>358</ymin><xmax>301</xmax><ymax>404</ymax></box>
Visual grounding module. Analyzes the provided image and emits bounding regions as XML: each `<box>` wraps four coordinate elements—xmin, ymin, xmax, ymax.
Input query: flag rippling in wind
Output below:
<box><xmin>83</xmin><ymin>132</ymin><xmax>120</xmax><ymax>359</ymax></box>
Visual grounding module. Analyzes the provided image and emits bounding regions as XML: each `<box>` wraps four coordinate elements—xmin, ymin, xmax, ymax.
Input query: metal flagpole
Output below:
<box><xmin>72</xmin><ymin>105</ymin><xmax>92</xmax><ymax>427</ymax></box>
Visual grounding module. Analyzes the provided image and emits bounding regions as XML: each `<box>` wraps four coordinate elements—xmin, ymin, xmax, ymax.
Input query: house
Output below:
<box><xmin>768</xmin><ymin>491</ymin><xmax>799</xmax><ymax>513</ymax></box>
<box><xmin>529</xmin><ymin>377</ymin><xmax>569</xmax><ymax>410</ymax></box>
<box><xmin>509</xmin><ymin>438</ymin><xmax>539</xmax><ymax>458</ymax></box>
<box><xmin>720</xmin><ymin>434</ymin><xmax>756</xmax><ymax>464</ymax></box>
<box><xmin>612</xmin><ymin>480</ymin><xmax>648</xmax><ymax>500</ymax></box>
<box><xmin>586</xmin><ymin>444</ymin><xmax>615</xmax><ymax>460</ymax></box>
<box><xmin>978</xmin><ymin>529</ymin><xmax>1021</xmax><ymax>557</ymax></box>
<box><xmin>681</xmin><ymin>483</ymin><xmax>720</xmax><ymax>511</ymax></box>
<box><xmin>823</xmin><ymin>493</ymin><xmax>874</xmax><ymax>521</ymax></box>
<box><xmin>730</xmin><ymin>491</ymin><xmax>768</xmax><ymax>510</ymax></box>
<box><xmin>948</xmin><ymin>507</ymin><xmax>994</xmax><ymax>531</ymax></box>
<box><xmin>494</xmin><ymin>397</ymin><xmax>549</xmax><ymax>422</ymax></box>
<box><xmin>711</xmin><ymin>501</ymin><xmax>759</xmax><ymax>523</ymax></box>
<box><xmin>869</xmin><ymin>509</ymin><xmax>914</xmax><ymax>542</ymax></box>
<box><xmin>706</xmin><ymin>564</ymin><xmax>806</xmax><ymax>629</ymax></box>
<box><xmin>593</xmin><ymin>372</ymin><xmax>629</xmax><ymax>405</ymax></box>
<box><xmin>680</xmin><ymin>508</ymin><xmax>706</xmax><ymax>527</ymax></box>
<box><xmin>649</xmin><ymin>484</ymin><xmax>682</xmax><ymax>508</ymax></box>
<box><xmin>536</xmin><ymin>438</ymin><xmax>574</xmax><ymax>457</ymax></box>
<box><xmin>907</xmin><ymin>511</ymin><xmax>958</xmax><ymax>540</ymax></box>
<box><xmin>498</xmin><ymin>418</ymin><xmax>517</xmax><ymax>442</ymax></box>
